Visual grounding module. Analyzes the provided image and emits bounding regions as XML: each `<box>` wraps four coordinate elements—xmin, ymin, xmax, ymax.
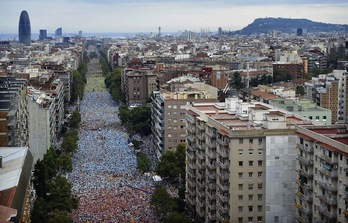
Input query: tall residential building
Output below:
<box><xmin>185</xmin><ymin>97</ymin><xmax>319</xmax><ymax>223</ymax></box>
<box><xmin>27</xmin><ymin>87</ymin><xmax>56</xmax><ymax>164</ymax></box>
<box><xmin>0</xmin><ymin>77</ymin><xmax>29</xmax><ymax>147</ymax></box>
<box><xmin>297</xmin><ymin>28</ymin><xmax>303</xmax><ymax>36</ymax></box>
<box><xmin>28</xmin><ymin>74</ymin><xmax>64</xmax><ymax>137</ymax></box>
<box><xmin>18</xmin><ymin>10</ymin><xmax>31</xmax><ymax>45</ymax></box>
<box><xmin>295</xmin><ymin>125</ymin><xmax>348</xmax><ymax>223</ymax></box>
<box><xmin>151</xmin><ymin>81</ymin><xmax>218</xmax><ymax>158</ymax></box>
<box><xmin>39</xmin><ymin>29</ymin><xmax>47</xmax><ymax>41</ymax></box>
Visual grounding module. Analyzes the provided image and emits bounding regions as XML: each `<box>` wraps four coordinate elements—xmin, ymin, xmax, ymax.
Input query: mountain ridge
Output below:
<box><xmin>231</xmin><ymin>17</ymin><xmax>348</xmax><ymax>35</ymax></box>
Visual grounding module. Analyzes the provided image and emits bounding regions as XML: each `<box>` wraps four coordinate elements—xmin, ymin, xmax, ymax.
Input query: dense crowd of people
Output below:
<box><xmin>68</xmin><ymin>62</ymin><xmax>159</xmax><ymax>222</ymax></box>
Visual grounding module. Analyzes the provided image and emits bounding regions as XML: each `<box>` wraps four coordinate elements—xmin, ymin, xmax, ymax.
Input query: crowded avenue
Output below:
<box><xmin>67</xmin><ymin>58</ymin><xmax>160</xmax><ymax>223</ymax></box>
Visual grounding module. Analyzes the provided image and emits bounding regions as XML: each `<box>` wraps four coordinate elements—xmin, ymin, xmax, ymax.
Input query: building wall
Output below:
<box><xmin>266</xmin><ymin>135</ymin><xmax>297</xmax><ymax>223</ymax></box>
<box><xmin>320</xmin><ymin>81</ymin><xmax>339</xmax><ymax>124</ymax></box>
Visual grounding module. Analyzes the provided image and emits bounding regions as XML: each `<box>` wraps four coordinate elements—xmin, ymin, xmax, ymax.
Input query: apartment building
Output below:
<box><xmin>295</xmin><ymin>125</ymin><xmax>348</xmax><ymax>223</ymax></box>
<box><xmin>273</xmin><ymin>62</ymin><xmax>303</xmax><ymax>80</ymax></box>
<box><xmin>27</xmin><ymin>87</ymin><xmax>56</xmax><ymax>164</ymax></box>
<box><xmin>151</xmin><ymin>81</ymin><xmax>218</xmax><ymax>158</ymax></box>
<box><xmin>28</xmin><ymin>73</ymin><xmax>64</xmax><ymax>137</ymax></box>
<box><xmin>0</xmin><ymin>77</ymin><xmax>29</xmax><ymax>147</ymax></box>
<box><xmin>185</xmin><ymin>97</ymin><xmax>319</xmax><ymax>223</ymax></box>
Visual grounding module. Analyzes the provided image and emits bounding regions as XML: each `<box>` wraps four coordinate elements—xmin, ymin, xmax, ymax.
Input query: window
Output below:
<box><xmin>238</xmin><ymin>195</ymin><xmax>243</xmax><ymax>201</ymax></box>
<box><xmin>258</xmin><ymin>160</ymin><xmax>262</xmax><ymax>167</ymax></box>
<box><xmin>257</xmin><ymin>216</ymin><xmax>262</xmax><ymax>222</ymax></box>
<box><xmin>274</xmin><ymin>216</ymin><xmax>279</xmax><ymax>223</ymax></box>
<box><xmin>238</xmin><ymin>206</ymin><xmax>243</xmax><ymax>212</ymax></box>
<box><xmin>248</xmin><ymin>217</ymin><xmax>253</xmax><ymax>222</ymax></box>
<box><xmin>258</xmin><ymin>205</ymin><xmax>262</xmax><ymax>212</ymax></box>
<box><xmin>258</xmin><ymin>172</ymin><xmax>263</xmax><ymax>178</ymax></box>
<box><xmin>258</xmin><ymin>149</ymin><xmax>263</xmax><ymax>155</ymax></box>
<box><xmin>249</xmin><ymin>161</ymin><xmax>253</xmax><ymax>167</ymax></box>
<box><xmin>238</xmin><ymin>218</ymin><xmax>243</xmax><ymax>223</ymax></box>
<box><xmin>239</xmin><ymin>172</ymin><xmax>243</xmax><ymax>179</ymax></box>
<box><xmin>239</xmin><ymin>138</ymin><xmax>243</xmax><ymax>144</ymax></box>
<box><xmin>309</xmin><ymin>116</ymin><xmax>312</xmax><ymax>120</ymax></box>
<box><xmin>249</xmin><ymin>172</ymin><xmax>253</xmax><ymax>178</ymax></box>
<box><xmin>168</xmin><ymin>134</ymin><xmax>172</xmax><ymax>137</ymax></box>
<box><xmin>239</xmin><ymin>149</ymin><xmax>243</xmax><ymax>156</ymax></box>
<box><xmin>173</xmin><ymin>105</ymin><xmax>177</xmax><ymax>109</ymax></box>
<box><xmin>249</xmin><ymin>139</ymin><xmax>253</xmax><ymax>144</ymax></box>
<box><xmin>248</xmin><ymin>183</ymin><xmax>253</xmax><ymax>190</ymax></box>
<box><xmin>316</xmin><ymin>116</ymin><xmax>319</xmax><ymax>121</ymax></box>
<box><xmin>238</xmin><ymin>184</ymin><xmax>243</xmax><ymax>190</ymax></box>
<box><xmin>258</xmin><ymin>138</ymin><xmax>262</xmax><ymax>145</ymax></box>
<box><xmin>258</xmin><ymin>194</ymin><xmax>262</xmax><ymax>201</ymax></box>
<box><xmin>248</xmin><ymin>206</ymin><xmax>253</xmax><ymax>212</ymax></box>
<box><xmin>168</xmin><ymin>105</ymin><xmax>172</xmax><ymax>108</ymax></box>
<box><xmin>168</xmin><ymin>112</ymin><xmax>171</xmax><ymax>116</ymax></box>
<box><xmin>239</xmin><ymin>161</ymin><xmax>243</xmax><ymax>167</ymax></box>
<box><xmin>248</xmin><ymin>194</ymin><xmax>253</xmax><ymax>201</ymax></box>
<box><xmin>323</xmin><ymin>116</ymin><xmax>327</xmax><ymax>121</ymax></box>
<box><xmin>258</xmin><ymin>183</ymin><xmax>263</xmax><ymax>190</ymax></box>
<box><xmin>249</xmin><ymin>149</ymin><xmax>253</xmax><ymax>155</ymax></box>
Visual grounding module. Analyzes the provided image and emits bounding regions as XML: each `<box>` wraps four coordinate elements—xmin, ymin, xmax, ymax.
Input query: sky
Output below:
<box><xmin>1</xmin><ymin>0</ymin><xmax>348</xmax><ymax>34</ymax></box>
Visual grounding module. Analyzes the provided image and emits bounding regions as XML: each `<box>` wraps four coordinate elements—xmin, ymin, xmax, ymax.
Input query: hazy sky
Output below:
<box><xmin>1</xmin><ymin>0</ymin><xmax>348</xmax><ymax>34</ymax></box>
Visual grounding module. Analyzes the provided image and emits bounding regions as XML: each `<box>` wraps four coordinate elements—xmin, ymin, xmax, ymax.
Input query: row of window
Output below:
<box><xmin>238</xmin><ymin>216</ymin><xmax>263</xmax><ymax>223</ymax></box>
<box><xmin>167</xmin><ymin>105</ymin><xmax>186</xmax><ymax>109</ymax></box>
<box><xmin>238</xmin><ymin>171</ymin><xmax>263</xmax><ymax>179</ymax></box>
<box><xmin>239</xmin><ymin>148</ymin><xmax>263</xmax><ymax>156</ymax></box>
<box><xmin>238</xmin><ymin>205</ymin><xmax>263</xmax><ymax>212</ymax></box>
<box><xmin>167</xmin><ymin>119</ymin><xmax>186</xmax><ymax>123</ymax></box>
<box><xmin>168</xmin><ymin>125</ymin><xmax>186</xmax><ymax>130</ymax></box>
<box><xmin>238</xmin><ymin>194</ymin><xmax>263</xmax><ymax>201</ymax></box>
<box><xmin>239</xmin><ymin>138</ymin><xmax>263</xmax><ymax>145</ymax></box>
<box><xmin>168</xmin><ymin>111</ymin><xmax>186</xmax><ymax>116</ymax></box>
<box><xmin>239</xmin><ymin>160</ymin><xmax>263</xmax><ymax>167</ymax></box>
<box><xmin>238</xmin><ymin>183</ymin><xmax>263</xmax><ymax>190</ymax></box>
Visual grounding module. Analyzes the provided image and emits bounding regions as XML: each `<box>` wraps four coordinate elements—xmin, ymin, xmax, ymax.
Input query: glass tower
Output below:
<box><xmin>18</xmin><ymin>10</ymin><xmax>31</xmax><ymax>45</ymax></box>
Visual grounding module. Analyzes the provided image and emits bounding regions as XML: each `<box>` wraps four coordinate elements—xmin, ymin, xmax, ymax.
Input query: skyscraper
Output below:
<box><xmin>18</xmin><ymin>10</ymin><xmax>31</xmax><ymax>45</ymax></box>
<box><xmin>297</xmin><ymin>28</ymin><xmax>303</xmax><ymax>36</ymax></box>
<box><xmin>55</xmin><ymin>27</ymin><xmax>62</xmax><ymax>38</ymax></box>
<box><xmin>39</xmin><ymin>29</ymin><xmax>47</xmax><ymax>41</ymax></box>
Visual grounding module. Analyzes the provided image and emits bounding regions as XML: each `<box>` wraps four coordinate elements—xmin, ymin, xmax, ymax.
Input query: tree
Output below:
<box><xmin>229</xmin><ymin>72</ymin><xmax>245</xmax><ymax>90</ymax></box>
<box><xmin>47</xmin><ymin>210</ymin><xmax>73</xmax><ymax>223</ymax></box>
<box><xmin>156</xmin><ymin>143</ymin><xmax>186</xmax><ymax>183</ymax></box>
<box><xmin>56</xmin><ymin>153</ymin><xmax>72</xmax><ymax>173</ymax></box>
<box><xmin>163</xmin><ymin>212</ymin><xmax>191</xmax><ymax>223</ymax></box>
<box><xmin>150</xmin><ymin>185</ymin><xmax>178</xmax><ymax>217</ymax></box>
<box><xmin>296</xmin><ymin>85</ymin><xmax>305</xmax><ymax>96</ymax></box>
<box><xmin>137</xmin><ymin>152</ymin><xmax>151</xmax><ymax>173</ymax></box>
<box><xmin>69</xmin><ymin>110</ymin><xmax>81</xmax><ymax>129</ymax></box>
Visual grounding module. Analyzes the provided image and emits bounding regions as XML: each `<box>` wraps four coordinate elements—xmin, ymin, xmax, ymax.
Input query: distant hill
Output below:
<box><xmin>231</xmin><ymin>17</ymin><xmax>348</xmax><ymax>35</ymax></box>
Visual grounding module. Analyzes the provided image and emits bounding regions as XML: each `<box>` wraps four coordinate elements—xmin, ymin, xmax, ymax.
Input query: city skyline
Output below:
<box><xmin>1</xmin><ymin>0</ymin><xmax>348</xmax><ymax>34</ymax></box>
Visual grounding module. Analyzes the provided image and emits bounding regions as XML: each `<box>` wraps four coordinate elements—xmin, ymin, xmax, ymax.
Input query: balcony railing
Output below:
<box><xmin>217</xmin><ymin>203</ymin><xmax>229</xmax><ymax>214</ymax></box>
<box><xmin>207</xmin><ymin>150</ymin><xmax>216</xmax><ymax>159</ymax></box>
<box><xmin>217</xmin><ymin>171</ymin><xmax>229</xmax><ymax>180</ymax></box>
<box><xmin>317</xmin><ymin>180</ymin><xmax>338</xmax><ymax>192</ymax></box>
<box><xmin>187</xmin><ymin>151</ymin><xmax>195</xmax><ymax>160</ymax></box>
<box><xmin>318</xmin><ymin>206</ymin><xmax>337</xmax><ymax>220</ymax></box>
<box><xmin>207</xmin><ymin>182</ymin><xmax>216</xmax><ymax>190</ymax></box>
<box><xmin>207</xmin><ymin>171</ymin><xmax>216</xmax><ymax>180</ymax></box>
<box><xmin>217</xmin><ymin>180</ymin><xmax>229</xmax><ymax>192</ymax></box>
<box><xmin>319</xmin><ymin>154</ymin><xmax>338</xmax><ymax>165</ymax></box>
<box><xmin>297</xmin><ymin>155</ymin><xmax>313</xmax><ymax>166</ymax></box>
<box><xmin>206</xmin><ymin>140</ymin><xmax>216</xmax><ymax>149</ymax></box>
<box><xmin>298</xmin><ymin>192</ymin><xmax>313</xmax><ymax>203</ymax></box>
<box><xmin>217</xmin><ymin>147</ymin><xmax>229</xmax><ymax>158</ymax></box>
<box><xmin>187</xmin><ymin>134</ymin><xmax>196</xmax><ymax>143</ymax></box>
<box><xmin>217</xmin><ymin>137</ymin><xmax>229</xmax><ymax>147</ymax></box>
<box><xmin>217</xmin><ymin>160</ymin><xmax>229</xmax><ymax>169</ymax></box>
<box><xmin>208</xmin><ymin>212</ymin><xmax>216</xmax><ymax>220</ymax></box>
<box><xmin>196</xmin><ymin>132</ymin><xmax>205</xmax><ymax>141</ymax></box>
<box><xmin>299</xmin><ymin>169</ymin><xmax>313</xmax><ymax>178</ymax></box>
<box><xmin>298</xmin><ymin>144</ymin><xmax>314</xmax><ymax>153</ymax></box>
<box><xmin>299</xmin><ymin>206</ymin><xmax>312</xmax><ymax>215</ymax></box>
<box><xmin>318</xmin><ymin>194</ymin><xmax>337</xmax><ymax>205</ymax></box>
<box><xmin>318</xmin><ymin>168</ymin><xmax>338</xmax><ymax>179</ymax></box>
<box><xmin>295</xmin><ymin>213</ymin><xmax>310</xmax><ymax>223</ymax></box>
<box><xmin>206</xmin><ymin>201</ymin><xmax>216</xmax><ymax>210</ymax></box>
<box><xmin>206</xmin><ymin>130</ymin><xmax>216</xmax><ymax>138</ymax></box>
<box><xmin>206</xmin><ymin>161</ymin><xmax>216</xmax><ymax>170</ymax></box>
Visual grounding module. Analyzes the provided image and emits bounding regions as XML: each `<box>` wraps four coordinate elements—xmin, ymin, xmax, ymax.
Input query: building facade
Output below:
<box><xmin>295</xmin><ymin>125</ymin><xmax>348</xmax><ymax>223</ymax></box>
<box><xmin>185</xmin><ymin>98</ymin><xmax>319</xmax><ymax>223</ymax></box>
<box><xmin>18</xmin><ymin>10</ymin><xmax>31</xmax><ymax>46</ymax></box>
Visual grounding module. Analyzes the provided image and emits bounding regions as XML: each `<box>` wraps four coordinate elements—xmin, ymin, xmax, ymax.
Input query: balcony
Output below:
<box><xmin>207</xmin><ymin>182</ymin><xmax>216</xmax><ymax>190</ymax></box>
<box><xmin>186</xmin><ymin>114</ymin><xmax>196</xmax><ymax>124</ymax></box>
<box><xmin>187</xmin><ymin>161</ymin><xmax>195</xmax><ymax>169</ymax></box>
<box><xmin>295</xmin><ymin>213</ymin><xmax>310</xmax><ymax>223</ymax></box>
<box><xmin>298</xmin><ymin>192</ymin><xmax>313</xmax><ymax>203</ymax></box>
<box><xmin>217</xmin><ymin>203</ymin><xmax>229</xmax><ymax>214</ymax></box>
<box><xmin>344</xmin><ymin>167</ymin><xmax>348</xmax><ymax>172</ymax></box>
<box><xmin>300</xmin><ymin>183</ymin><xmax>313</xmax><ymax>191</ymax></box>
<box><xmin>318</xmin><ymin>168</ymin><xmax>338</xmax><ymax>179</ymax></box>
<box><xmin>318</xmin><ymin>194</ymin><xmax>337</xmax><ymax>206</ymax></box>
<box><xmin>187</xmin><ymin>134</ymin><xmax>196</xmax><ymax>143</ymax></box>
<box><xmin>208</xmin><ymin>212</ymin><xmax>216</xmax><ymax>221</ymax></box>
<box><xmin>206</xmin><ymin>140</ymin><xmax>216</xmax><ymax>149</ymax></box>
<box><xmin>196</xmin><ymin>143</ymin><xmax>204</xmax><ymax>151</ymax></box>
<box><xmin>207</xmin><ymin>171</ymin><xmax>217</xmax><ymax>180</ymax></box>
<box><xmin>299</xmin><ymin>205</ymin><xmax>312</xmax><ymax>215</ymax></box>
<box><xmin>317</xmin><ymin>180</ymin><xmax>338</xmax><ymax>192</ymax></box>
<box><xmin>217</xmin><ymin>137</ymin><xmax>229</xmax><ymax>147</ymax></box>
<box><xmin>318</xmin><ymin>206</ymin><xmax>337</xmax><ymax>220</ymax></box>
<box><xmin>196</xmin><ymin>169</ymin><xmax>205</xmax><ymax>179</ymax></box>
<box><xmin>217</xmin><ymin>180</ymin><xmax>229</xmax><ymax>192</ymax></box>
<box><xmin>217</xmin><ymin>160</ymin><xmax>229</xmax><ymax>169</ymax></box>
<box><xmin>187</xmin><ymin>151</ymin><xmax>195</xmax><ymax>160</ymax></box>
<box><xmin>206</xmin><ymin>130</ymin><xmax>216</xmax><ymax>138</ymax></box>
<box><xmin>298</xmin><ymin>144</ymin><xmax>313</xmax><ymax>153</ymax></box>
<box><xmin>187</xmin><ymin>126</ymin><xmax>196</xmax><ymax>133</ymax></box>
<box><xmin>299</xmin><ymin>169</ymin><xmax>313</xmax><ymax>178</ymax></box>
<box><xmin>207</xmin><ymin>149</ymin><xmax>216</xmax><ymax>159</ymax></box>
<box><xmin>197</xmin><ymin>180</ymin><xmax>205</xmax><ymax>190</ymax></box>
<box><xmin>196</xmin><ymin>132</ymin><xmax>205</xmax><ymax>141</ymax></box>
<box><xmin>186</xmin><ymin>195</ymin><xmax>195</xmax><ymax>207</ymax></box>
<box><xmin>197</xmin><ymin>151</ymin><xmax>205</xmax><ymax>160</ymax></box>
<box><xmin>217</xmin><ymin>147</ymin><xmax>229</xmax><ymax>158</ymax></box>
<box><xmin>197</xmin><ymin>123</ymin><xmax>205</xmax><ymax>131</ymax></box>
<box><xmin>206</xmin><ymin>201</ymin><xmax>216</xmax><ymax>210</ymax></box>
<box><xmin>297</xmin><ymin>155</ymin><xmax>313</xmax><ymax>166</ymax></box>
<box><xmin>217</xmin><ymin>171</ymin><xmax>229</xmax><ymax>180</ymax></box>
<box><xmin>319</xmin><ymin>154</ymin><xmax>338</xmax><ymax>165</ymax></box>
<box><xmin>206</xmin><ymin>161</ymin><xmax>216</xmax><ymax>170</ymax></box>
<box><xmin>206</xmin><ymin>190</ymin><xmax>215</xmax><ymax>200</ymax></box>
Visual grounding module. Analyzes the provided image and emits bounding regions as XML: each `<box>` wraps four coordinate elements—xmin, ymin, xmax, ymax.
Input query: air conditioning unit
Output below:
<box><xmin>333</xmin><ymin>165</ymin><xmax>338</xmax><ymax>169</ymax></box>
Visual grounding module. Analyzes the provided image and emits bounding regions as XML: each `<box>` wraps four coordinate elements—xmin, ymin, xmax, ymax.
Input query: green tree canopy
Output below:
<box><xmin>150</xmin><ymin>184</ymin><xmax>179</xmax><ymax>217</ymax></box>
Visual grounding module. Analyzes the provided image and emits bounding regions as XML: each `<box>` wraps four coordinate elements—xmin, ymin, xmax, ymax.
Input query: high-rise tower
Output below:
<box><xmin>18</xmin><ymin>10</ymin><xmax>31</xmax><ymax>45</ymax></box>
